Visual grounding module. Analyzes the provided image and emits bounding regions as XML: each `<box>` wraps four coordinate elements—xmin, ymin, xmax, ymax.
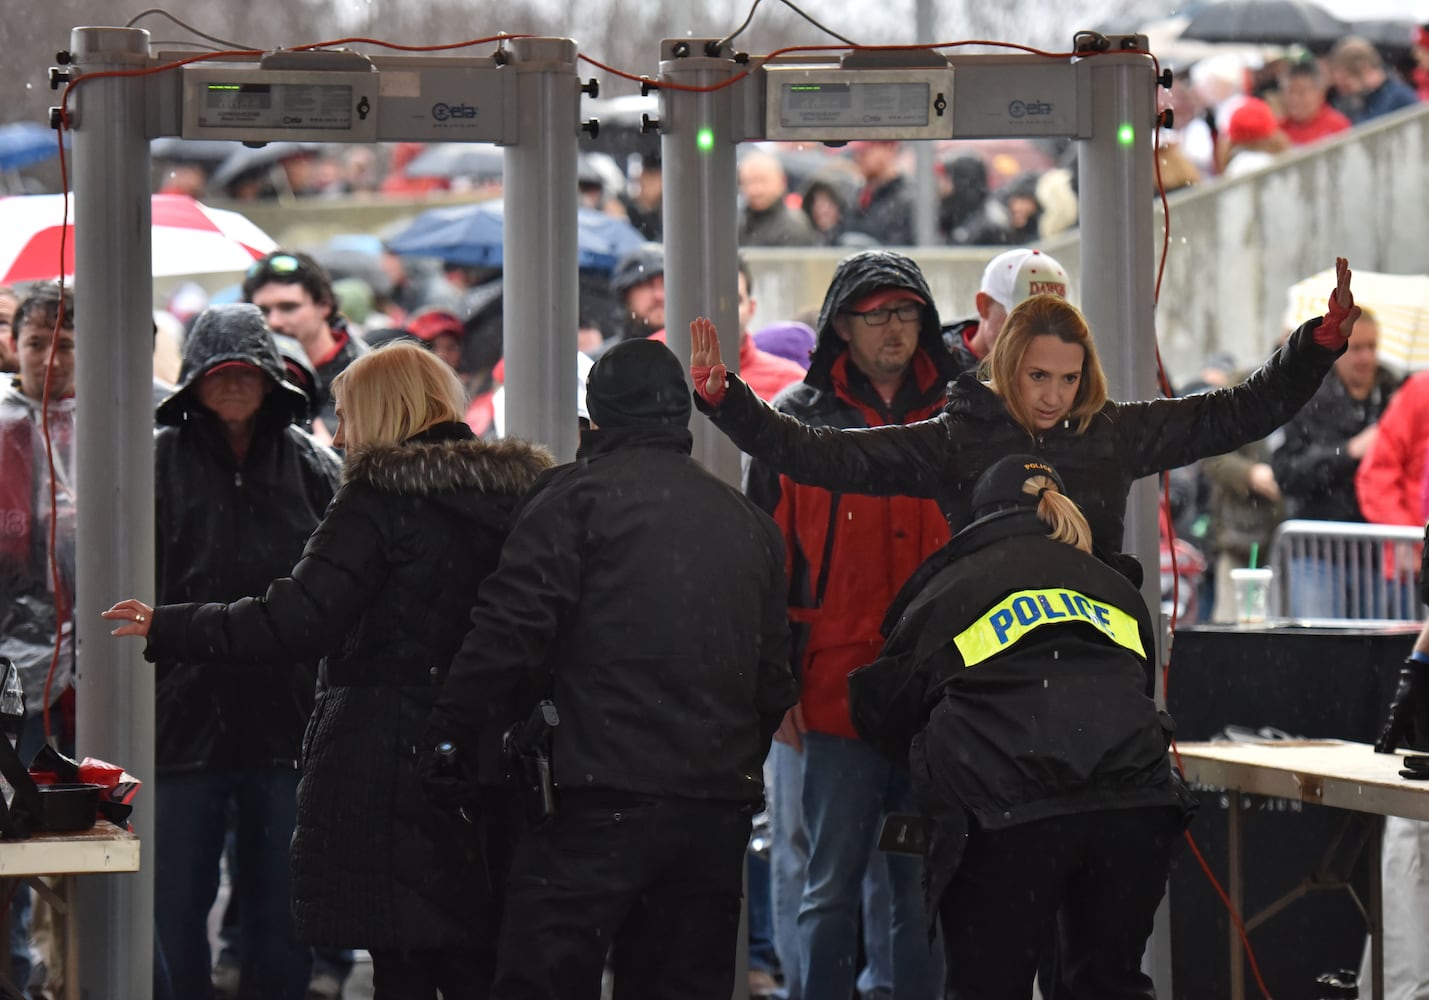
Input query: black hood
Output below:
<box><xmin>807</xmin><ymin>250</ymin><xmax>957</xmax><ymax>392</ymax></box>
<box><xmin>156</xmin><ymin>303</ymin><xmax>309</xmax><ymax>427</ymax></box>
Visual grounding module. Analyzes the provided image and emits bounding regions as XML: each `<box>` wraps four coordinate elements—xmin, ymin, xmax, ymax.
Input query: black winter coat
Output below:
<box><xmin>848</xmin><ymin>512</ymin><xmax>1194</xmax><ymax>911</ymax></box>
<box><xmin>701</xmin><ymin>319</ymin><xmax>1341</xmax><ymax>569</ymax></box>
<box><xmin>1271</xmin><ymin>365</ymin><xmax>1400</xmax><ymax>521</ymax></box>
<box><xmin>144</xmin><ymin>426</ymin><xmax>553</xmax><ymax>951</ymax></box>
<box><xmin>153</xmin><ymin>302</ymin><xmax>340</xmax><ymax>772</ymax></box>
<box><xmin>846</xmin><ymin>174</ymin><xmax>915</xmax><ymax>247</ymax></box>
<box><xmin>431</xmin><ymin>425</ymin><xmax>798</xmax><ymax>805</ymax></box>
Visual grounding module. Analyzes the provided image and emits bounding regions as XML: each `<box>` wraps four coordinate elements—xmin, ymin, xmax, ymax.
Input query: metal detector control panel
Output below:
<box><xmin>764</xmin><ymin>66</ymin><xmax>953</xmax><ymax>141</ymax></box>
<box><xmin>181</xmin><ymin>66</ymin><xmax>379</xmax><ymax>142</ymax></box>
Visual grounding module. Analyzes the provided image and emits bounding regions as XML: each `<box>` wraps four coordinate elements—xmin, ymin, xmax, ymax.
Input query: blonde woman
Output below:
<box><xmin>107</xmin><ymin>343</ymin><xmax>553</xmax><ymax>1000</ymax></box>
<box><xmin>849</xmin><ymin>454</ymin><xmax>1194</xmax><ymax>999</ymax></box>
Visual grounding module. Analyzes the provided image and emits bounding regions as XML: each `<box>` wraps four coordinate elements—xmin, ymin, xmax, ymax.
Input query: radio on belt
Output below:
<box><xmin>181</xmin><ymin>65</ymin><xmax>379</xmax><ymax>142</ymax></box>
<box><xmin>763</xmin><ymin>66</ymin><xmax>953</xmax><ymax>141</ymax></box>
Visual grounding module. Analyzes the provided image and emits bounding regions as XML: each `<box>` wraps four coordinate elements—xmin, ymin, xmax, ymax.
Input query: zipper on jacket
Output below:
<box><xmin>234</xmin><ymin>471</ymin><xmax>243</xmax><ymax>487</ymax></box>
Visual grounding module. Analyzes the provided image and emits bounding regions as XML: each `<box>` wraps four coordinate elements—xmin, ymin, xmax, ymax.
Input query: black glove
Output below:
<box><xmin>1374</xmin><ymin>657</ymin><xmax>1429</xmax><ymax>754</ymax></box>
<box><xmin>416</xmin><ymin>734</ymin><xmax>482</xmax><ymax>811</ymax></box>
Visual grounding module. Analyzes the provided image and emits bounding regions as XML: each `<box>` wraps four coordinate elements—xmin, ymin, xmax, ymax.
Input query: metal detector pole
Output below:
<box><xmin>658</xmin><ymin>40</ymin><xmax>743</xmax><ymax>487</ymax></box>
<box><xmin>503</xmin><ymin>37</ymin><xmax>581</xmax><ymax>462</ymax></box>
<box><xmin>1078</xmin><ymin>47</ymin><xmax>1169</xmax><ymax>999</ymax></box>
<box><xmin>1078</xmin><ymin>50</ymin><xmax>1160</xmax><ymax>643</ymax></box>
<box><xmin>67</xmin><ymin>24</ymin><xmax>155</xmax><ymax>1000</ymax></box>
<box><xmin>911</xmin><ymin>0</ymin><xmax>939</xmax><ymax>247</ymax></box>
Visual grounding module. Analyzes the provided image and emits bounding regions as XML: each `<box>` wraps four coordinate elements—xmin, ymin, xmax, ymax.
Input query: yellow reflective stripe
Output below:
<box><xmin>952</xmin><ymin>587</ymin><xmax>1145</xmax><ymax>667</ymax></box>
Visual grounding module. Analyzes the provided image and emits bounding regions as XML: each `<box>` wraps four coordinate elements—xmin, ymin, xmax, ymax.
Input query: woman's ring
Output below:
<box><xmin>135</xmin><ymin>614</ymin><xmax>145</xmax><ymax>623</ymax></box>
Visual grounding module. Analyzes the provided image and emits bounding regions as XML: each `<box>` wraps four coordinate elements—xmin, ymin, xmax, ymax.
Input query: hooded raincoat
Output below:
<box><xmin>0</xmin><ymin>378</ymin><xmax>76</xmax><ymax>710</ymax></box>
<box><xmin>152</xmin><ymin>304</ymin><xmax>341</xmax><ymax>773</ymax></box>
<box><xmin>748</xmin><ymin>251</ymin><xmax>963</xmax><ymax>738</ymax></box>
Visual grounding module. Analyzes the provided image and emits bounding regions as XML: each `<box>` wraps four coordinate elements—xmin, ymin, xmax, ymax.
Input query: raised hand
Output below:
<box><xmin>1315</xmin><ymin>256</ymin><xmax>1361</xmax><ymax>350</ymax></box>
<box><xmin>102</xmin><ymin>599</ymin><xmax>154</xmax><ymax>639</ymax></box>
<box><xmin>689</xmin><ymin>316</ymin><xmax>729</xmax><ymax>407</ymax></box>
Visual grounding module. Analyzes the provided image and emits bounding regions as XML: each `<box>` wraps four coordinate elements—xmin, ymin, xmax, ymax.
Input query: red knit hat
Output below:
<box><xmin>1226</xmin><ymin>98</ymin><xmax>1279</xmax><ymax>145</ymax></box>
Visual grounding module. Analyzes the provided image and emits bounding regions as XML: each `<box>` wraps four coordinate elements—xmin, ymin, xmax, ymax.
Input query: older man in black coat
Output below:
<box><xmin>427</xmin><ymin>337</ymin><xmax>797</xmax><ymax>1000</ymax></box>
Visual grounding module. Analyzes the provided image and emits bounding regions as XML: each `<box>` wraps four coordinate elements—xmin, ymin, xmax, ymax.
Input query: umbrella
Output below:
<box><xmin>0</xmin><ymin>193</ymin><xmax>278</xmax><ymax>283</ymax></box>
<box><xmin>149</xmin><ymin>137</ymin><xmax>240</xmax><ymax>164</ymax></box>
<box><xmin>1350</xmin><ymin>19</ymin><xmax>1419</xmax><ymax>59</ymax></box>
<box><xmin>1180</xmin><ymin>0</ymin><xmax>1351</xmax><ymax>47</ymax></box>
<box><xmin>385</xmin><ymin>201</ymin><xmax>646</xmax><ymax>274</ymax></box>
<box><xmin>0</xmin><ymin>122</ymin><xmax>68</xmax><ymax>173</ymax></box>
<box><xmin>401</xmin><ymin>143</ymin><xmax>506</xmax><ymax>182</ymax></box>
<box><xmin>1285</xmin><ymin>267</ymin><xmax>1429</xmax><ymax>374</ymax></box>
<box><xmin>209</xmin><ymin>142</ymin><xmax>322</xmax><ymax>191</ymax></box>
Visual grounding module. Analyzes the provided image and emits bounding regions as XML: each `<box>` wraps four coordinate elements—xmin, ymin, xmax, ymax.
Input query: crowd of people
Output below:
<box><xmin>0</xmin><ymin>221</ymin><xmax>1413</xmax><ymax>999</ymax></box>
<box><xmin>0</xmin><ymin>39</ymin><xmax>1424</xmax><ymax>992</ymax></box>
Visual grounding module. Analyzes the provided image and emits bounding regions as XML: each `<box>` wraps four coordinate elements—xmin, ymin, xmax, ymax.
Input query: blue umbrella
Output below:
<box><xmin>385</xmin><ymin>201</ymin><xmax>646</xmax><ymax>274</ymax></box>
<box><xmin>0</xmin><ymin>122</ymin><xmax>68</xmax><ymax>173</ymax></box>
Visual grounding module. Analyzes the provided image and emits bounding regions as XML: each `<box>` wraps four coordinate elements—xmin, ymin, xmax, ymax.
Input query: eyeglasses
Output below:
<box><xmin>849</xmin><ymin>303</ymin><xmax>921</xmax><ymax>326</ymax></box>
<box><xmin>246</xmin><ymin>253</ymin><xmax>304</xmax><ymax>281</ymax></box>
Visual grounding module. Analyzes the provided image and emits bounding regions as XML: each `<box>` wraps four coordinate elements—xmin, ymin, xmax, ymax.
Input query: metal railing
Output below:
<box><xmin>1267</xmin><ymin>519</ymin><xmax>1425</xmax><ymax>624</ymax></box>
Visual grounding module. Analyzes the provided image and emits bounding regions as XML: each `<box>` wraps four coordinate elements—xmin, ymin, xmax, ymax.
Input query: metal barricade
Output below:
<box><xmin>1267</xmin><ymin>519</ymin><xmax>1425</xmax><ymax>624</ymax></box>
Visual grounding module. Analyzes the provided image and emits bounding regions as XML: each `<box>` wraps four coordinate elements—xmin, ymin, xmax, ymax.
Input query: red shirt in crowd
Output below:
<box><xmin>1280</xmin><ymin>105</ymin><xmax>1352</xmax><ymax>146</ymax></box>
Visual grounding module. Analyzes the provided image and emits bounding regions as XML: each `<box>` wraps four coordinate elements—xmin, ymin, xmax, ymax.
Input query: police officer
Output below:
<box><xmin>849</xmin><ymin>454</ymin><xmax>1195</xmax><ymax>1000</ymax></box>
<box><xmin>425</xmin><ymin>337</ymin><xmax>797</xmax><ymax>1000</ymax></box>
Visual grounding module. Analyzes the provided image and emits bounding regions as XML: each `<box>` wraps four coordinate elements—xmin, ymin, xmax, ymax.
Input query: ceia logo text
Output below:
<box><xmin>432</xmin><ymin>102</ymin><xmax>478</xmax><ymax>122</ymax></box>
<box><xmin>1008</xmin><ymin>99</ymin><xmax>1053</xmax><ymax>118</ymax></box>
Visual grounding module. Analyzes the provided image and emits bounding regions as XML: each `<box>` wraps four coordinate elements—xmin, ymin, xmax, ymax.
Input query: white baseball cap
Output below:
<box><xmin>979</xmin><ymin>249</ymin><xmax>1070</xmax><ymax>311</ymax></box>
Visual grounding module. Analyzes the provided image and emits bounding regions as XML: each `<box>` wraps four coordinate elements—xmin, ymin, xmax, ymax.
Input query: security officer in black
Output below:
<box><xmin>850</xmin><ymin>454</ymin><xmax>1194</xmax><ymax>1000</ymax></box>
<box><xmin>425</xmin><ymin>337</ymin><xmax>796</xmax><ymax>1000</ymax></box>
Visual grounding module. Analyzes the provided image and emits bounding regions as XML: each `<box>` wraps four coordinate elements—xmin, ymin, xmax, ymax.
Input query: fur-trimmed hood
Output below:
<box><xmin>343</xmin><ymin>435</ymin><xmax>554</xmax><ymax>497</ymax></box>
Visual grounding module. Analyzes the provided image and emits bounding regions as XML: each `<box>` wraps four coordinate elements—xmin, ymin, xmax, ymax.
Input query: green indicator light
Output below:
<box><xmin>696</xmin><ymin>126</ymin><xmax>715</xmax><ymax>152</ymax></box>
<box><xmin>1117</xmin><ymin>123</ymin><xmax>1135</xmax><ymax>146</ymax></box>
<box><xmin>208</xmin><ymin>84</ymin><xmax>241</xmax><ymax>91</ymax></box>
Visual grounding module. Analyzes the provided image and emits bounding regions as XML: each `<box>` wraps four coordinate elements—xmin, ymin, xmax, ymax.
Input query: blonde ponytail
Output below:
<box><xmin>1025</xmin><ymin>474</ymin><xmax>1092</xmax><ymax>553</ymax></box>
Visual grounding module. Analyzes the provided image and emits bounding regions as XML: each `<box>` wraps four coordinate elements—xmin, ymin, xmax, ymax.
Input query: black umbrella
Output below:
<box><xmin>1351</xmin><ymin>19</ymin><xmax>1418</xmax><ymax>59</ymax></box>
<box><xmin>150</xmin><ymin>138</ymin><xmax>240</xmax><ymax>164</ymax></box>
<box><xmin>1180</xmin><ymin>0</ymin><xmax>1350</xmax><ymax>46</ymax></box>
<box><xmin>400</xmin><ymin>143</ymin><xmax>505</xmax><ymax>182</ymax></box>
<box><xmin>209</xmin><ymin>142</ymin><xmax>322</xmax><ymax>190</ymax></box>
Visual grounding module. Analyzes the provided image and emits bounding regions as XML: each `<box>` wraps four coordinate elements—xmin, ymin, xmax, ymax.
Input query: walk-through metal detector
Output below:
<box><xmin>58</xmin><ymin>23</ymin><xmax>1165</xmax><ymax>996</ymax></box>
<box><xmin>653</xmin><ymin>34</ymin><xmax>1172</xmax><ymax>993</ymax></box>
<box><xmin>57</xmin><ymin>26</ymin><xmax>584</xmax><ymax>995</ymax></box>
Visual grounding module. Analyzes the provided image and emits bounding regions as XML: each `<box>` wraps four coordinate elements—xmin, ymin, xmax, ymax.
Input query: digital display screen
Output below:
<box><xmin>779</xmin><ymin>81</ymin><xmax>930</xmax><ymax>129</ymax></box>
<box><xmin>198</xmin><ymin>82</ymin><xmax>353</xmax><ymax>131</ymax></box>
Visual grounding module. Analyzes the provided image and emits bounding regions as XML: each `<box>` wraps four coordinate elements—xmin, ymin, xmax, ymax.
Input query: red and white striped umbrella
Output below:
<box><xmin>0</xmin><ymin>192</ymin><xmax>277</xmax><ymax>283</ymax></box>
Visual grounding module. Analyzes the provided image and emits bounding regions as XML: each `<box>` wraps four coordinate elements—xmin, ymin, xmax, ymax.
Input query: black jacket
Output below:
<box><xmin>431</xmin><ymin>425</ymin><xmax>798</xmax><ymax>805</ymax></box>
<box><xmin>701</xmin><ymin>319</ymin><xmax>1341</xmax><ymax>570</ymax></box>
<box><xmin>1271</xmin><ymin>365</ymin><xmax>1400</xmax><ymax>521</ymax></box>
<box><xmin>847</xmin><ymin>174</ymin><xmax>915</xmax><ymax>247</ymax></box>
<box><xmin>145</xmin><ymin>425</ymin><xmax>552</xmax><ymax>951</ymax></box>
<box><xmin>153</xmin><ymin>304</ymin><xmax>340</xmax><ymax>773</ymax></box>
<box><xmin>938</xmin><ymin>317</ymin><xmax>983</xmax><ymax>377</ymax></box>
<box><xmin>848</xmin><ymin>513</ymin><xmax>1194</xmax><ymax>908</ymax></box>
<box><xmin>739</xmin><ymin>201</ymin><xmax>818</xmax><ymax>248</ymax></box>
<box><xmin>312</xmin><ymin>316</ymin><xmax>369</xmax><ymax>430</ymax></box>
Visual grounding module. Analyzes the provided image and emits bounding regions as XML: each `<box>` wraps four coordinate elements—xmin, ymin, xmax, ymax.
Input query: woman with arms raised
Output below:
<box><xmin>691</xmin><ymin>257</ymin><xmax>1358</xmax><ymax>573</ymax></box>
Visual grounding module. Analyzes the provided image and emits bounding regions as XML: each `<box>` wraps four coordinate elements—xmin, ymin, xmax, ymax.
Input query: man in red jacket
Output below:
<box><xmin>748</xmin><ymin>250</ymin><xmax>957</xmax><ymax>1000</ymax></box>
